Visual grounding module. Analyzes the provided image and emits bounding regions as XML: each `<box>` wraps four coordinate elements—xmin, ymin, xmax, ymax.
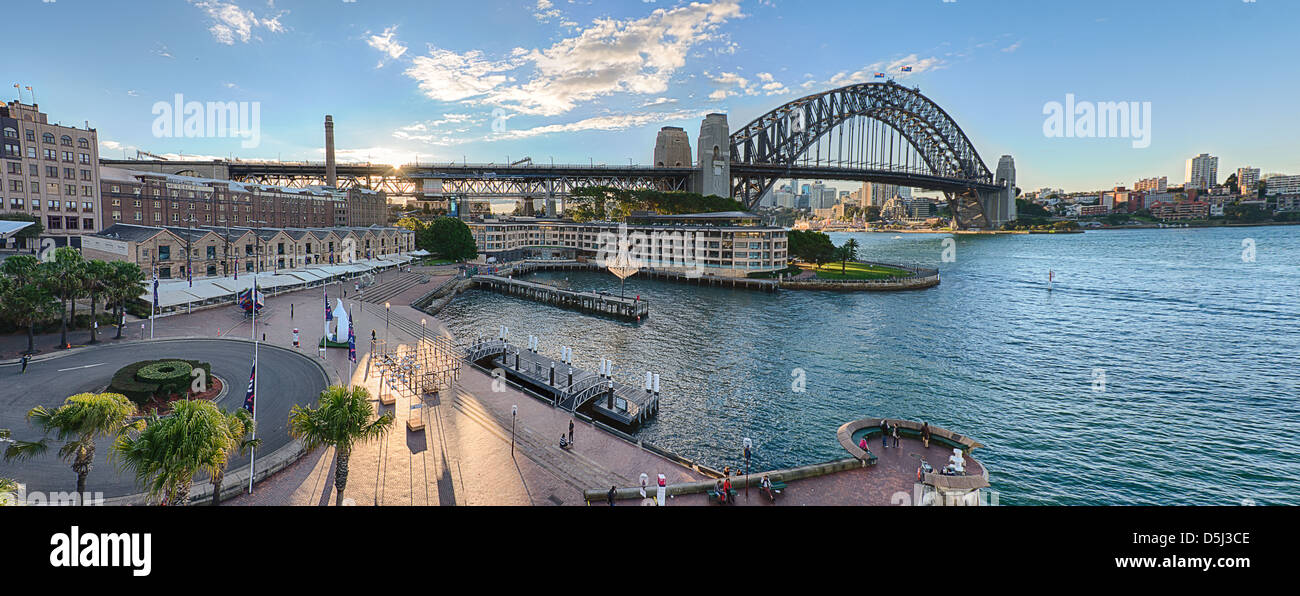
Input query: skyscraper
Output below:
<box><xmin>1185</xmin><ymin>153</ymin><xmax>1219</xmax><ymax>190</ymax></box>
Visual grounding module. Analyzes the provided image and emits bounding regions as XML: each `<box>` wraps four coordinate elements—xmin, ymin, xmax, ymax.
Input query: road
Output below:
<box><xmin>0</xmin><ymin>338</ymin><xmax>328</xmax><ymax>498</ymax></box>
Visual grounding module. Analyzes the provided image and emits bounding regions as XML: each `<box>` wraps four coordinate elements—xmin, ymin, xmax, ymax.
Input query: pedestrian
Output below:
<box><xmin>881</xmin><ymin>419</ymin><xmax>889</xmax><ymax>448</ymax></box>
<box><xmin>20</xmin><ymin>353</ymin><xmax>30</xmax><ymax>374</ymax></box>
<box><xmin>140</xmin><ymin>323</ymin><xmax>146</xmax><ymax>338</ymax></box>
<box><xmin>607</xmin><ymin>486</ymin><xmax>617</xmax><ymax>506</ymax></box>
<box><xmin>891</xmin><ymin>424</ymin><xmax>900</xmax><ymax>448</ymax></box>
<box><xmin>921</xmin><ymin>421</ymin><xmax>931</xmax><ymax>449</ymax></box>
<box><xmin>371</xmin><ymin>329</ymin><xmax>377</xmax><ymax>342</ymax></box>
<box><xmin>568</xmin><ymin>418</ymin><xmax>574</xmax><ymax>446</ymax></box>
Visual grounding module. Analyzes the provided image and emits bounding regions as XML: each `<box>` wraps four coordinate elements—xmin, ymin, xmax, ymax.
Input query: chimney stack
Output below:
<box><xmin>325</xmin><ymin>115</ymin><xmax>337</xmax><ymax>188</ymax></box>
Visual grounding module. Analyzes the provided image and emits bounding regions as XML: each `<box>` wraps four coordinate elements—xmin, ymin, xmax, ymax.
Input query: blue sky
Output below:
<box><xmin>6</xmin><ymin>0</ymin><xmax>1298</xmax><ymax>193</ymax></box>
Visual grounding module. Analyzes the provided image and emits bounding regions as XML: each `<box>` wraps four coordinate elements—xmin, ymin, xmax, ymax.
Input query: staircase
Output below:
<box><xmin>358</xmin><ymin>273</ymin><xmax>428</xmax><ymax>305</ymax></box>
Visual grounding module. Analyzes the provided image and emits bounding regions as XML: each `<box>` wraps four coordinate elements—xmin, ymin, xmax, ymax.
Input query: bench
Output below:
<box><xmin>707</xmin><ymin>488</ymin><xmax>738</xmax><ymax>505</ymax></box>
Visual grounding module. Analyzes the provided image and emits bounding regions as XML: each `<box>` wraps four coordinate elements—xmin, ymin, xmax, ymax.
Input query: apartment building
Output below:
<box><xmin>0</xmin><ymin>101</ymin><xmax>101</xmax><ymax>243</ymax></box>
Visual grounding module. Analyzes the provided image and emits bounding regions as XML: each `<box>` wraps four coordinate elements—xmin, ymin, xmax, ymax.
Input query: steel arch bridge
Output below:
<box><xmin>729</xmin><ymin>80</ymin><xmax>1007</xmax><ymax>229</ymax></box>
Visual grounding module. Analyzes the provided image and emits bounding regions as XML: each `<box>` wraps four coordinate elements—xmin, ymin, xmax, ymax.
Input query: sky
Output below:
<box><xmin>5</xmin><ymin>0</ymin><xmax>1299</xmax><ymax>194</ymax></box>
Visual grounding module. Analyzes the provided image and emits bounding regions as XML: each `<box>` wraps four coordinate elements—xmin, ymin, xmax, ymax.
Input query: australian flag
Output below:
<box><xmin>347</xmin><ymin>315</ymin><xmax>356</xmax><ymax>363</ymax></box>
<box><xmin>152</xmin><ymin>269</ymin><xmax>159</xmax><ymax>311</ymax></box>
<box><xmin>243</xmin><ymin>362</ymin><xmax>256</xmax><ymax>415</ymax></box>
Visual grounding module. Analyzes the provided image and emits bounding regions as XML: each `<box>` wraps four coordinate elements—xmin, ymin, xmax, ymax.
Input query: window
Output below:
<box><xmin>46</xmin><ymin>166</ymin><xmax>58</xmax><ymax>177</ymax></box>
<box><xmin>42</xmin><ymin>148</ymin><xmax>55</xmax><ymax>160</ymax></box>
<box><xmin>65</xmin><ymin>216</ymin><xmax>79</xmax><ymax>230</ymax></box>
<box><xmin>42</xmin><ymin>132</ymin><xmax>54</xmax><ymax>144</ymax></box>
<box><xmin>27</xmin><ymin>147</ymin><xmax>37</xmax><ymax>159</ymax></box>
<box><xmin>64</xmin><ymin>168</ymin><xmax>74</xmax><ymax>179</ymax></box>
<box><xmin>60</xmin><ymin>135</ymin><xmax>72</xmax><ymax>147</ymax></box>
<box><xmin>206</xmin><ymin>246</ymin><xmax>216</xmax><ymax>259</ymax></box>
<box><xmin>77</xmin><ymin>138</ymin><xmax>89</xmax><ymax>148</ymax></box>
<box><xmin>25</xmin><ymin>130</ymin><xmax>34</xmax><ymax>141</ymax></box>
<box><xmin>84</xmin><ymin>218</ymin><xmax>94</xmax><ymax>230</ymax></box>
<box><xmin>62</xmin><ymin>151</ymin><xmax>73</xmax><ymax>162</ymax></box>
<box><xmin>80</xmin><ymin>170</ymin><xmax>91</xmax><ymax>181</ymax></box>
<box><xmin>79</xmin><ymin>154</ymin><xmax>90</xmax><ymax>164</ymax></box>
<box><xmin>82</xmin><ymin>186</ymin><xmax>92</xmax><ymax>197</ymax></box>
<box><xmin>158</xmin><ymin>245</ymin><xmax>171</xmax><ymax>261</ymax></box>
<box><xmin>1</xmin><ymin>127</ymin><xmax>15</xmax><ymax>138</ymax></box>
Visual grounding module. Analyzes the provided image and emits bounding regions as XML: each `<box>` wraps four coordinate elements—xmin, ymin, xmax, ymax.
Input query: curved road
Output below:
<box><xmin>0</xmin><ymin>338</ymin><xmax>328</xmax><ymax>498</ymax></box>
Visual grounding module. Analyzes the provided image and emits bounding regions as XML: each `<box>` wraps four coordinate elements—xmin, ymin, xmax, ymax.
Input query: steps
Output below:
<box><xmin>358</xmin><ymin>273</ymin><xmax>428</xmax><ymax>305</ymax></box>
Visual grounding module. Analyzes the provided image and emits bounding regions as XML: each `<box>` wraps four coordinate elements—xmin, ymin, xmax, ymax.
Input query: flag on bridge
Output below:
<box><xmin>900</xmin><ymin>66</ymin><xmax>913</xmax><ymax>72</ymax></box>
<box><xmin>874</xmin><ymin>72</ymin><xmax>885</xmax><ymax>78</ymax></box>
<box><xmin>243</xmin><ymin>362</ymin><xmax>256</xmax><ymax>415</ymax></box>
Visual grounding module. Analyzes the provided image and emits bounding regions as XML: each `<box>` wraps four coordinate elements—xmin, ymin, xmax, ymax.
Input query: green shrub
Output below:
<box><xmin>107</xmin><ymin>359</ymin><xmax>212</xmax><ymax>405</ymax></box>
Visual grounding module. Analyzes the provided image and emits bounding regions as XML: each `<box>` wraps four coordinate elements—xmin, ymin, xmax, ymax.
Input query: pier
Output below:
<box><xmin>464</xmin><ymin>339</ymin><xmax>662</xmax><ymax>429</ymax></box>
<box><xmin>471</xmin><ymin>274</ymin><xmax>650</xmax><ymax>321</ymax></box>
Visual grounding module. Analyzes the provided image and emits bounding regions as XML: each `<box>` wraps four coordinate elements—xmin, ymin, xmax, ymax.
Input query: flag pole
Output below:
<box><xmin>248</xmin><ymin>269</ymin><xmax>259</xmax><ymax>494</ymax></box>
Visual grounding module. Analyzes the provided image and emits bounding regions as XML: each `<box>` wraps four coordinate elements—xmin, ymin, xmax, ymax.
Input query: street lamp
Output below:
<box><xmin>385</xmin><ymin>302</ymin><xmax>391</xmax><ymax>345</ymax></box>
<box><xmin>511</xmin><ymin>405</ymin><xmax>517</xmax><ymax>456</ymax></box>
<box><xmin>421</xmin><ymin>317</ymin><xmax>427</xmax><ymax>341</ymax></box>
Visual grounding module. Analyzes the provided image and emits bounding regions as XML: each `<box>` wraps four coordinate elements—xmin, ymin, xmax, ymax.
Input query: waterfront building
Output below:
<box><xmin>465</xmin><ymin>212</ymin><xmax>787</xmax><ymax>278</ymax></box>
<box><xmin>1150</xmin><ymin>201</ymin><xmax>1209</xmax><ymax>220</ymax></box>
<box><xmin>1265</xmin><ymin>174</ymin><xmax>1300</xmax><ymax>196</ymax></box>
<box><xmin>1276</xmin><ymin>194</ymin><xmax>1300</xmax><ymax>212</ymax></box>
<box><xmin>1185</xmin><ymin>153</ymin><xmax>1218</xmax><ymax>190</ymax></box>
<box><xmin>1078</xmin><ymin>204</ymin><xmax>1110</xmax><ymax>217</ymax></box>
<box><xmin>100</xmin><ymin>167</ymin><xmax>387</xmax><ymax>232</ymax></box>
<box><xmin>0</xmin><ymin>100</ymin><xmax>102</xmax><ymax>243</ymax></box>
<box><xmin>81</xmin><ymin>222</ymin><xmax>412</xmax><ymax>278</ymax></box>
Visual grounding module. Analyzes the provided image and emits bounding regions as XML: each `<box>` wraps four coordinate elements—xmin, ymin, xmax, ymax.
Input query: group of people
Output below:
<box><xmin>559</xmin><ymin>418</ymin><xmax>575</xmax><ymax>449</ymax></box>
<box><xmin>879</xmin><ymin>420</ymin><xmax>901</xmax><ymax>449</ymax></box>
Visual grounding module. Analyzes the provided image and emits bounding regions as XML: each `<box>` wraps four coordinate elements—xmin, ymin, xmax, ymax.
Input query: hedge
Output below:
<box><xmin>108</xmin><ymin>359</ymin><xmax>213</xmax><ymax>406</ymax></box>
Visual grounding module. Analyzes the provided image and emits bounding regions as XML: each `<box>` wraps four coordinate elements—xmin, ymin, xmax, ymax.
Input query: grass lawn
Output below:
<box><xmin>415</xmin><ymin>258</ymin><xmax>456</xmax><ymax>266</ymax></box>
<box><xmin>803</xmin><ymin>261</ymin><xmax>911</xmax><ymax>280</ymax></box>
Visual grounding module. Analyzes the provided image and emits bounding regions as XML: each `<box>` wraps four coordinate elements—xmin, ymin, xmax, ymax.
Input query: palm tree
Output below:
<box><xmin>112</xmin><ymin>400</ymin><xmax>259</xmax><ymax>506</ymax></box>
<box><xmin>2</xmin><ymin>392</ymin><xmax>142</xmax><ymax>505</ymax></box>
<box><xmin>288</xmin><ymin>385</ymin><xmax>394</xmax><ymax>506</ymax></box>
<box><xmin>39</xmin><ymin>247</ymin><xmax>85</xmax><ymax>348</ymax></box>
<box><xmin>106</xmin><ymin>261</ymin><xmax>145</xmax><ymax>340</ymax></box>
<box><xmin>209</xmin><ymin>407</ymin><xmax>258</xmax><ymax>506</ymax></box>
<box><xmin>838</xmin><ymin>238</ymin><xmax>861</xmax><ymax>274</ymax></box>
<box><xmin>83</xmin><ymin>260</ymin><xmax>112</xmax><ymax>344</ymax></box>
<box><xmin>0</xmin><ymin>276</ymin><xmax>62</xmax><ymax>354</ymax></box>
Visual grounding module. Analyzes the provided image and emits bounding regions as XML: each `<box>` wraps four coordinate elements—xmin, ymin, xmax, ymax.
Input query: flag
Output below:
<box><xmin>900</xmin><ymin>66</ymin><xmax>913</xmax><ymax>72</ymax></box>
<box><xmin>243</xmin><ymin>363</ymin><xmax>256</xmax><ymax>414</ymax></box>
<box><xmin>347</xmin><ymin>315</ymin><xmax>356</xmax><ymax>363</ymax></box>
<box><xmin>874</xmin><ymin>72</ymin><xmax>885</xmax><ymax>78</ymax></box>
<box><xmin>152</xmin><ymin>269</ymin><xmax>159</xmax><ymax>311</ymax></box>
<box><xmin>325</xmin><ymin>291</ymin><xmax>332</xmax><ymax>321</ymax></box>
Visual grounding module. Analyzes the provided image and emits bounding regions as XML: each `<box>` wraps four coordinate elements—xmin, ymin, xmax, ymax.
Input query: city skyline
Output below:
<box><xmin>5</xmin><ymin>0</ymin><xmax>1298</xmax><ymax>194</ymax></box>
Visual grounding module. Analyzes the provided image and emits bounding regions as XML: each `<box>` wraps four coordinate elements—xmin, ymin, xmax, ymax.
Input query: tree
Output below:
<box><xmin>862</xmin><ymin>205</ymin><xmax>882</xmax><ymax>222</ymax></box>
<box><xmin>427</xmin><ymin>217</ymin><xmax>478</xmax><ymax>261</ymax></box>
<box><xmin>0</xmin><ymin>276</ymin><xmax>62</xmax><ymax>354</ymax></box>
<box><xmin>837</xmin><ymin>238</ymin><xmax>860</xmax><ymax>274</ymax></box>
<box><xmin>112</xmin><ymin>400</ymin><xmax>258</xmax><ymax>506</ymax></box>
<box><xmin>2</xmin><ymin>392</ymin><xmax>142</xmax><ymax>505</ymax></box>
<box><xmin>40</xmin><ymin>247</ymin><xmax>85</xmax><ymax>348</ymax></box>
<box><xmin>105</xmin><ymin>261</ymin><xmax>145</xmax><ymax>340</ymax></box>
<box><xmin>288</xmin><ymin>385</ymin><xmax>394</xmax><ymax>506</ymax></box>
<box><xmin>83</xmin><ymin>260</ymin><xmax>112</xmax><ymax>344</ymax></box>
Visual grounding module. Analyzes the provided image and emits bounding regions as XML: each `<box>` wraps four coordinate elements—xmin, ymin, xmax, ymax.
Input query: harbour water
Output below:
<box><xmin>440</xmin><ymin>225</ymin><xmax>1300</xmax><ymax>505</ymax></box>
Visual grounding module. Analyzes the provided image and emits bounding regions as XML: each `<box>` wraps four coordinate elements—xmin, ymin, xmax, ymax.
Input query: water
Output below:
<box><xmin>440</xmin><ymin>226</ymin><xmax>1300</xmax><ymax>505</ymax></box>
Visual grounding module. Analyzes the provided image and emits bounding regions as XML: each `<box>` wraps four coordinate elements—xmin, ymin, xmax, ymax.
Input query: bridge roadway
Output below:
<box><xmin>0</xmin><ymin>338</ymin><xmax>329</xmax><ymax>498</ymax></box>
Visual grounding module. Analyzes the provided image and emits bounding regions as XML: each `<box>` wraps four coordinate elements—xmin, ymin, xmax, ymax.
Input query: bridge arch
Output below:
<box><xmin>729</xmin><ymin>81</ymin><xmax>1003</xmax><ymax>228</ymax></box>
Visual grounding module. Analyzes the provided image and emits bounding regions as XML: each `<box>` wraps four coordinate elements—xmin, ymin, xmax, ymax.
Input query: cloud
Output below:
<box><xmin>191</xmin><ymin>1</ymin><xmax>287</xmax><ymax>45</ymax></box>
<box><xmin>534</xmin><ymin>0</ymin><xmax>561</xmax><ymax>23</ymax></box>
<box><xmin>493</xmin><ymin>108</ymin><xmax>711</xmax><ymax>140</ymax></box>
<box><xmin>401</xmin><ymin>0</ymin><xmax>744</xmax><ymax>116</ymax></box>
<box><xmin>1001</xmin><ymin>41</ymin><xmax>1022</xmax><ymax>53</ymax></box>
<box><xmin>368</xmin><ymin>26</ymin><xmax>408</xmax><ymax>67</ymax></box>
<box><xmin>825</xmin><ymin>54</ymin><xmax>945</xmax><ymax>87</ymax></box>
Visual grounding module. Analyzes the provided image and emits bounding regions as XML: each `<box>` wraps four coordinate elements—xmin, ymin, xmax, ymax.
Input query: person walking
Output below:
<box><xmin>607</xmin><ymin>486</ymin><xmax>617</xmax><ymax>506</ymax></box>
<box><xmin>921</xmin><ymin>421</ymin><xmax>931</xmax><ymax>449</ymax></box>
<box><xmin>881</xmin><ymin>420</ymin><xmax>889</xmax><ymax>449</ymax></box>
<box><xmin>568</xmin><ymin>419</ymin><xmax>574</xmax><ymax>446</ymax></box>
<box><xmin>891</xmin><ymin>424</ymin><xmax>900</xmax><ymax>448</ymax></box>
<box><xmin>20</xmin><ymin>354</ymin><xmax>31</xmax><ymax>374</ymax></box>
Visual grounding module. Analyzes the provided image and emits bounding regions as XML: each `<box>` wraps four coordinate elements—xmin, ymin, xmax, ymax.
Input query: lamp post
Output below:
<box><xmin>511</xmin><ymin>405</ymin><xmax>517</xmax><ymax>456</ymax></box>
<box><xmin>421</xmin><ymin>318</ymin><xmax>427</xmax><ymax>342</ymax></box>
<box><xmin>385</xmin><ymin>302</ymin><xmax>391</xmax><ymax>345</ymax></box>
